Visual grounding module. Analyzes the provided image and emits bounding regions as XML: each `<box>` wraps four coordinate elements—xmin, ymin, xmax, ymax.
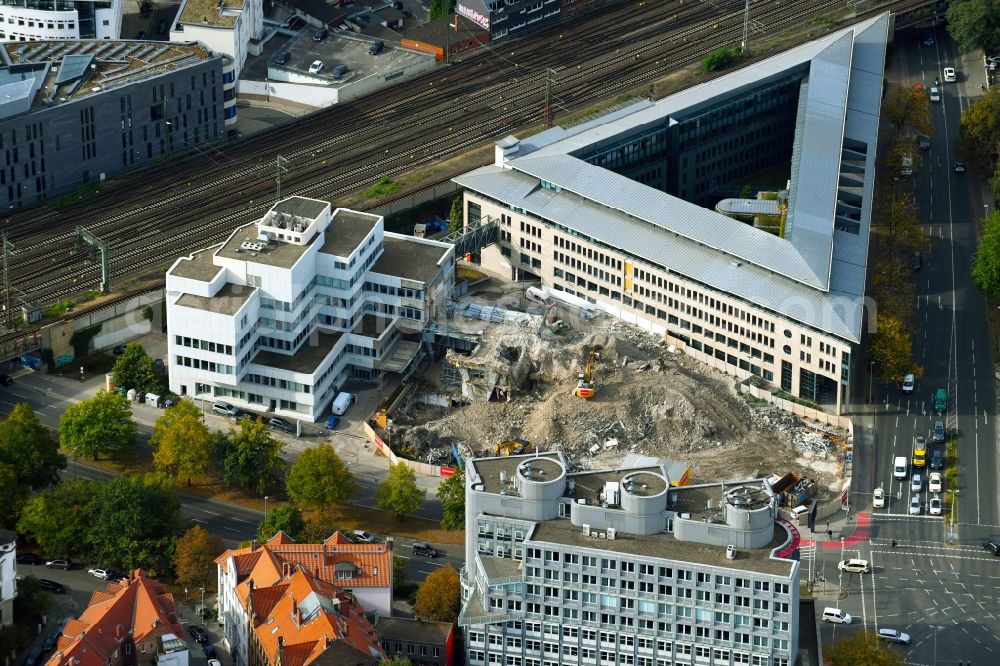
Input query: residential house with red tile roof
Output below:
<box><xmin>246</xmin><ymin>566</ymin><xmax>385</xmax><ymax>666</ymax></box>
<box><xmin>44</xmin><ymin>570</ymin><xmax>189</xmax><ymax>666</ymax></box>
<box><xmin>216</xmin><ymin>532</ymin><xmax>393</xmax><ymax>666</ymax></box>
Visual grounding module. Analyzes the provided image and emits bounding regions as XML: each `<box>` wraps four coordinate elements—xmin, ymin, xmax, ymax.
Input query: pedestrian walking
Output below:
<box><xmin>827</xmin><ymin>529</ymin><xmax>833</xmax><ymax>540</ymax></box>
<box><xmin>891</xmin><ymin>538</ymin><xmax>897</xmax><ymax>547</ymax></box>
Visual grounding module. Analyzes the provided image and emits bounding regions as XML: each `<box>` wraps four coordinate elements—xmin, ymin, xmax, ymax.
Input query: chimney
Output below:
<box><xmin>250</xmin><ymin>539</ymin><xmax>257</xmax><ymax>551</ymax></box>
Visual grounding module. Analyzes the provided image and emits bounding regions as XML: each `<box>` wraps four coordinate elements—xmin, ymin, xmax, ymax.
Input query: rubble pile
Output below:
<box><xmin>391</xmin><ymin>301</ymin><xmax>843</xmax><ymax>485</ymax></box>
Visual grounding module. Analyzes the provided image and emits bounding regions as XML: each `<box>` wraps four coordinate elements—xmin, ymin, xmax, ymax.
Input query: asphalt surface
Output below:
<box><xmin>816</xmin><ymin>24</ymin><xmax>1000</xmax><ymax>664</ymax></box>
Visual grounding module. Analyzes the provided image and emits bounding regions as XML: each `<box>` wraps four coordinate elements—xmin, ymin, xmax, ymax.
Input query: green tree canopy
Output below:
<box><xmin>111</xmin><ymin>342</ymin><xmax>162</xmax><ymax>394</ymax></box>
<box><xmin>448</xmin><ymin>195</ymin><xmax>463</xmax><ymax>233</ymax></box>
<box><xmin>173</xmin><ymin>525</ymin><xmax>224</xmax><ymax>593</ymax></box>
<box><xmin>286</xmin><ymin>443</ymin><xmax>358</xmax><ymax>511</ymax></box>
<box><xmin>376</xmin><ymin>461</ymin><xmax>426</xmax><ymax>520</ymax></box>
<box><xmin>824</xmin><ymin>631</ymin><xmax>903</xmax><ymax>666</ymax></box>
<box><xmin>257</xmin><ymin>503</ymin><xmax>304</xmax><ymax>543</ymax></box>
<box><xmin>87</xmin><ymin>473</ymin><xmax>180</xmax><ymax>575</ymax></box>
<box><xmin>413</xmin><ymin>564</ymin><xmax>460</xmax><ymax>623</ymax></box>
<box><xmin>393</xmin><ymin>554</ymin><xmax>409</xmax><ymax>595</ymax></box>
<box><xmin>428</xmin><ymin>0</ymin><xmax>454</xmax><ymax>21</ymax></box>
<box><xmin>0</xmin><ymin>403</ymin><xmax>65</xmax><ymax>491</ymax></box>
<box><xmin>946</xmin><ymin>0</ymin><xmax>1000</xmax><ymax>54</ymax></box>
<box><xmin>959</xmin><ymin>89</ymin><xmax>1000</xmax><ymax>170</ymax></box>
<box><xmin>151</xmin><ymin>400</ymin><xmax>215</xmax><ymax>485</ymax></box>
<box><xmin>883</xmin><ymin>83</ymin><xmax>931</xmax><ymax>138</ymax></box>
<box><xmin>973</xmin><ymin>210</ymin><xmax>1000</xmax><ymax>300</ymax></box>
<box><xmin>380</xmin><ymin>656</ymin><xmax>413</xmax><ymax>666</ymax></box>
<box><xmin>871</xmin><ymin>315</ymin><xmax>917</xmax><ymax>385</ymax></box>
<box><xmin>60</xmin><ymin>390</ymin><xmax>136</xmax><ymax>459</ymax></box>
<box><xmin>17</xmin><ymin>480</ymin><xmax>99</xmax><ymax>558</ymax></box>
<box><xmin>437</xmin><ymin>472</ymin><xmax>465</xmax><ymax>531</ymax></box>
<box><xmin>222</xmin><ymin>417</ymin><xmax>284</xmax><ymax>494</ymax></box>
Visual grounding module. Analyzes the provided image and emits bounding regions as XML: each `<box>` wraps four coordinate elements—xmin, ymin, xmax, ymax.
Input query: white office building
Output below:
<box><xmin>165</xmin><ymin>196</ymin><xmax>455</xmax><ymax>422</ymax></box>
<box><xmin>454</xmin><ymin>14</ymin><xmax>890</xmax><ymax>413</ymax></box>
<box><xmin>171</xmin><ymin>0</ymin><xmax>262</xmax><ymax>79</ymax></box>
<box><xmin>0</xmin><ymin>0</ymin><xmax>123</xmax><ymax>42</ymax></box>
<box><xmin>459</xmin><ymin>453</ymin><xmax>800</xmax><ymax>666</ymax></box>
<box><xmin>0</xmin><ymin>530</ymin><xmax>15</xmax><ymax>627</ymax></box>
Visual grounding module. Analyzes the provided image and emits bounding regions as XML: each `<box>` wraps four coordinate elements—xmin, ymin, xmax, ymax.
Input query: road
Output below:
<box><xmin>818</xmin><ymin>25</ymin><xmax>1000</xmax><ymax>663</ymax></box>
<box><xmin>0</xmin><ymin>364</ymin><xmax>459</xmax><ymax>584</ymax></box>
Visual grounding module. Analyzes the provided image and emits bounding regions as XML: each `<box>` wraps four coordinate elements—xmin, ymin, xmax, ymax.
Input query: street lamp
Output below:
<box><xmin>930</xmin><ymin>624</ymin><xmax>944</xmax><ymax>664</ymax></box>
<box><xmin>200</xmin><ymin>586</ymin><xmax>205</xmax><ymax>619</ymax></box>
<box><xmin>264</xmin><ymin>495</ymin><xmax>269</xmax><ymax>524</ymax></box>
<box><xmin>949</xmin><ymin>489</ymin><xmax>960</xmax><ymax>542</ymax></box>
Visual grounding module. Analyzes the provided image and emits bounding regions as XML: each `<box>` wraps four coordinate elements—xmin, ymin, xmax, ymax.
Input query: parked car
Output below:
<box><xmin>268</xmin><ymin>417</ymin><xmax>294</xmax><ymax>433</ymax></box>
<box><xmin>23</xmin><ymin>646</ymin><xmax>43</xmax><ymax>666</ymax></box>
<box><xmin>135</xmin><ymin>30</ymin><xmax>146</xmax><ymax>39</ymax></box>
<box><xmin>910</xmin><ymin>496</ymin><xmax>922</xmax><ymax>515</ymax></box>
<box><xmin>308</xmin><ymin>60</ymin><xmax>324</xmax><ymax>74</ymax></box>
<box><xmin>922</xmin><ymin>32</ymin><xmax>935</xmax><ymax>46</ymax></box>
<box><xmin>0</xmin><ymin>374</ymin><xmax>11</xmax><ymax>386</ymax></box>
<box><xmin>901</xmin><ymin>373</ymin><xmax>914</xmax><ymax>393</ymax></box>
<box><xmin>955</xmin><ymin>161</ymin><xmax>966</xmax><ymax>173</ymax></box>
<box><xmin>929</xmin><ymin>496</ymin><xmax>942</xmax><ymax>516</ymax></box>
<box><xmin>157</xmin><ymin>19</ymin><xmax>168</xmax><ymax>35</ymax></box>
<box><xmin>918</xmin><ymin>133</ymin><xmax>931</xmax><ymax>149</ymax></box>
<box><xmin>984</xmin><ymin>540</ymin><xmax>1000</xmax><ymax>555</ymax></box>
<box><xmin>929</xmin><ymin>87</ymin><xmax>940</xmax><ymax>103</ymax></box>
<box><xmin>38</xmin><ymin>579</ymin><xmax>66</xmax><ymax>594</ymax></box>
<box><xmin>872</xmin><ymin>487</ymin><xmax>885</xmax><ymax>508</ymax></box>
<box><xmin>202</xmin><ymin>644</ymin><xmax>217</xmax><ymax>658</ymax></box>
<box><xmin>932</xmin><ymin>420</ymin><xmax>945</xmax><ymax>443</ymax></box>
<box><xmin>943</xmin><ymin>66</ymin><xmax>957</xmax><ymax>82</ymax></box>
<box><xmin>369</xmin><ymin>40</ymin><xmax>385</xmax><ymax>55</ymax></box>
<box><xmin>16</xmin><ymin>553</ymin><xmax>41</xmax><ymax>565</ymax></box>
<box><xmin>878</xmin><ymin>628</ymin><xmax>911</xmax><ymax>645</ymax></box>
<box><xmin>42</xmin><ymin>629</ymin><xmax>61</xmax><ymax>652</ymax></box>
<box><xmin>212</xmin><ymin>401</ymin><xmax>238</xmax><ymax>417</ymax></box>
<box><xmin>154</xmin><ymin>358</ymin><xmax>165</xmax><ymax>374</ymax></box>
<box><xmin>352</xmin><ymin>530</ymin><xmax>375</xmax><ymax>543</ymax></box>
<box><xmin>46</xmin><ymin>559</ymin><xmax>71</xmax><ymax>570</ymax></box>
<box><xmin>324</xmin><ymin>415</ymin><xmax>340</xmax><ymax>430</ymax></box>
<box><xmin>313</xmin><ymin>28</ymin><xmax>329</xmax><ymax>41</ymax></box>
<box><xmin>929</xmin><ymin>472</ymin><xmax>943</xmax><ymax>493</ymax></box>
<box><xmin>88</xmin><ymin>568</ymin><xmax>110</xmax><ymax>580</ymax></box>
<box><xmin>187</xmin><ymin>625</ymin><xmax>209</xmax><ymax>644</ymax></box>
<box><xmin>112</xmin><ymin>345</ymin><xmax>125</xmax><ymax>356</ymax></box>
<box><xmin>911</xmin><ymin>474</ymin><xmax>923</xmax><ymax>493</ymax></box>
<box><xmin>274</xmin><ymin>51</ymin><xmax>290</xmax><ymax>65</ymax></box>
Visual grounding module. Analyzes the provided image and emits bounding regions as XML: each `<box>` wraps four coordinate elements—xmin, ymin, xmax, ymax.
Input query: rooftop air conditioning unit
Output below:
<box><xmin>607</xmin><ymin>528</ymin><xmax>616</xmax><ymax>541</ymax></box>
<box><xmin>599</xmin><ymin>532</ymin><xmax>607</xmax><ymax>539</ymax></box>
<box><xmin>582</xmin><ymin>524</ymin><xmax>590</xmax><ymax>537</ymax></box>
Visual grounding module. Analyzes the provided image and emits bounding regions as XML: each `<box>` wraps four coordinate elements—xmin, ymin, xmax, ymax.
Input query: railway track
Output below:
<box><xmin>10</xmin><ymin>0</ymin><xmax>929</xmax><ymax>305</ymax></box>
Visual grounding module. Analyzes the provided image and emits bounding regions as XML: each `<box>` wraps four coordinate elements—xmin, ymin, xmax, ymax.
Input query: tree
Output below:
<box><xmin>376</xmin><ymin>462</ymin><xmax>426</xmax><ymax>519</ymax></box>
<box><xmin>393</xmin><ymin>554</ymin><xmax>409</xmax><ymax>595</ymax></box>
<box><xmin>437</xmin><ymin>473</ymin><xmax>465</xmax><ymax>531</ymax></box>
<box><xmin>0</xmin><ymin>465</ymin><xmax>23</xmax><ymax>528</ymax></box>
<box><xmin>17</xmin><ymin>480</ymin><xmax>98</xmax><ymax>558</ymax></box>
<box><xmin>286</xmin><ymin>443</ymin><xmax>358</xmax><ymax>510</ymax></box>
<box><xmin>701</xmin><ymin>47</ymin><xmax>739</xmax><ymax>72</ymax></box>
<box><xmin>111</xmin><ymin>342</ymin><xmax>162</xmax><ymax>394</ymax></box>
<box><xmin>883</xmin><ymin>83</ymin><xmax>931</xmax><ymax>138</ymax></box>
<box><xmin>413</xmin><ymin>564</ymin><xmax>460</xmax><ymax>623</ymax></box>
<box><xmin>88</xmin><ymin>474</ymin><xmax>181</xmax><ymax>575</ymax></box>
<box><xmin>871</xmin><ymin>316</ymin><xmax>917</xmax><ymax>385</ymax></box>
<box><xmin>0</xmin><ymin>403</ymin><xmax>65</xmax><ymax>490</ymax></box>
<box><xmin>222</xmin><ymin>417</ymin><xmax>284</xmax><ymax>494</ymax></box>
<box><xmin>824</xmin><ymin>631</ymin><xmax>902</xmax><ymax>666</ymax></box>
<box><xmin>151</xmin><ymin>400</ymin><xmax>215</xmax><ymax>485</ymax></box>
<box><xmin>60</xmin><ymin>390</ymin><xmax>136</xmax><ymax>459</ymax></box>
<box><xmin>946</xmin><ymin>0</ymin><xmax>1000</xmax><ymax>54</ymax></box>
<box><xmin>973</xmin><ymin>210</ymin><xmax>1000</xmax><ymax>301</ymax></box>
<box><xmin>379</xmin><ymin>656</ymin><xmax>412</xmax><ymax>666</ymax></box>
<box><xmin>429</xmin><ymin>0</ymin><xmax>454</xmax><ymax>21</ymax></box>
<box><xmin>257</xmin><ymin>504</ymin><xmax>304</xmax><ymax>542</ymax></box>
<box><xmin>174</xmin><ymin>525</ymin><xmax>224</xmax><ymax>593</ymax></box>
<box><xmin>959</xmin><ymin>89</ymin><xmax>1000</xmax><ymax>170</ymax></box>
<box><xmin>448</xmin><ymin>195</ymin><xmax>464</xmax><ymax>233</ymax></box>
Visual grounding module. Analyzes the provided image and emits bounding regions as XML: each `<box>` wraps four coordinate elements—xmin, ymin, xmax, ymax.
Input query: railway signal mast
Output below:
<box><xmin>75</xmin><ymin>226</ymin><xmax>110</xmax><ymax>294</ymax></box>
<box><xmin>741</xmin><ymin>0</ymin><xmax>751</xmax><ymax>54</ymax></box>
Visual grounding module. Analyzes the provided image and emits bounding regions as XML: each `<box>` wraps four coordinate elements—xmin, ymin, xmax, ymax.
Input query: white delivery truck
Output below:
<box><xmin>331</xmin><ymin>392</ymin><xmax>356</xmax><ymax>416</ymax></box>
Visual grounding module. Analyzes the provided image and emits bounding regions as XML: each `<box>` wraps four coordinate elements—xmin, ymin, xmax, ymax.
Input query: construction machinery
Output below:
<box><xmin>574</xmin><ymin>351</ymin><xmax>597</xmax><ymax>398</ymax></box>
<box><xmin>496</xmin><ymin>439</ymin><xmax>531</xmax><ymax>456</ymax></box>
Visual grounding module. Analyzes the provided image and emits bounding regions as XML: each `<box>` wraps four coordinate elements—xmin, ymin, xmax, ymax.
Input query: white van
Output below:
<box><xmin>331</xmin><ymin>392</ymin><xmax>356</xmax><ymax>416</ymax></box>
<box><xmin>822</xmin><ymin>607</ymin><xmax>852</xmax><ymax>624</ymax></box>
<box><xmin>893</xmin><ymin>456</ymin><xmax>908</xmax><ymax>480</ymax></box>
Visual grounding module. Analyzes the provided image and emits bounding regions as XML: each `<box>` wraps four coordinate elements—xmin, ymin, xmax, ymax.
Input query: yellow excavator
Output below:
<box><xmin>574</xmin><ymin>351</ymin><xmax>597</xmax><ymax>398</ymax></box>
<box><xmin>496</xmin><ymin>439</ymin><xmax>532</xmax><ymax>456</ymax></box>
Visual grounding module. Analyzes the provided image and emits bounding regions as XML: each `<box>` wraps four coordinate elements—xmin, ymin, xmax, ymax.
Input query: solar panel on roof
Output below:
<box><xmin>55</xmin><ymin>55</ymin><xmax>94</xmax><ymax>86</ymax></box>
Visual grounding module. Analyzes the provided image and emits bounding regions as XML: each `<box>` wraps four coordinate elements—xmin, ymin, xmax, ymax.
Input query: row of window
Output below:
<box><xmin>554</xmin><ymin>252</ymin><xmax>622</xmax><ymax>287</ymax></box>
<box><xmin>175</xmin><ymin>335</ymin><xmax>234</xmax><ymax>356</ymax></box>
<box><xmin>175</xmin><ymin>355</ymin><xmax>233</xmax><ymax>374</ymax></box>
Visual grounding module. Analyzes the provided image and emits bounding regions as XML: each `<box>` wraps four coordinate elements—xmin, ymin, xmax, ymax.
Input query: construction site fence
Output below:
<box><xmin>362</xmin><ymin>419</ymin><xmax>456</xmax><ymax>478</ymax></box>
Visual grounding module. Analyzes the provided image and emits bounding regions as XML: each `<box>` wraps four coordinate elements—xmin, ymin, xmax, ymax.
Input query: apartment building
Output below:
<box><xmin>0</xmin><ymin>0</ymin><xmax>123</xmax><ymax>42</ymax></box>
<box><xmin>171</xmin><ymin>0</ymin><xmax>262</xmax><ymax>78</ymax></box>
<box><xmin>216</xmin><ymin>531</ymin><xmax>395</xmax><ymax>666</ymax></box>
<box><xmin>0</xmin><ymin>39</ymin><xmax>229</xmax><ymax>211</ymax></box>
<box><xmin>453</xmin><ymin>14</ymin><xmax>890</xmax><ymax>413</ymax></box>
<box><xmin>166</xmin><ymin>197</ymin><xmax>454</xmax><ymax>422</ymax></box>
<box><xmin>459</xmin><ymin>452</ymin><xmax>800</xmax><ymax>666</ymax></box>
<box><xmin>45</xmin><ymin>570</ymin><xmax>189</xmax><ymax>666</ymax></box>
<box><xmin>0</xmin><ymin>530</ymin><xmax>14</xmax><ymax>626</ymax></box>
<box><xmin>375</xmin><ymin>617</ymin><xmax>455</xmax><ymax>666</ymax></box>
